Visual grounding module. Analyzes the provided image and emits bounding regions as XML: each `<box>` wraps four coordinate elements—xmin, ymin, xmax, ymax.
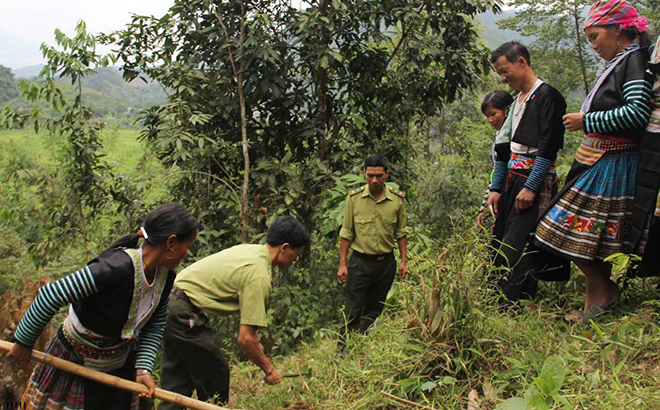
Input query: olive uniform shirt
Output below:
<box><xmin>339</xmin><ymin>184</ymin><xmax>409</xmax><ymax>255</ymax></box>
<box><xmin>174</xmin><ymin>244</ymin><xmax>272</xmax><ymax>327</ymax></box>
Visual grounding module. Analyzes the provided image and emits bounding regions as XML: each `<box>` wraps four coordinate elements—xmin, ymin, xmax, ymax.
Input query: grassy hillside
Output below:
<box><xmin>0</xmin><ymin>128</ymin><xmax>150</xmax><ymax>174</ymax></box>
<box><xmin>225</xmin><ymin>239</ymin><xmax>660</xmax><ymax>410</ymax></box>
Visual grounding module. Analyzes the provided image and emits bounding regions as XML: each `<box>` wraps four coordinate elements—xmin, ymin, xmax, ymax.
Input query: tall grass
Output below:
<box><xmin>228</xmin><ymin>229</ymin><xmax>660</xmax><ymax>410</ymax></box>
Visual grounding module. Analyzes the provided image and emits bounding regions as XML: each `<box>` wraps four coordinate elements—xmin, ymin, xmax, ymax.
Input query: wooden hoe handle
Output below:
<box><xmin>0</xmin><ymin>340</ymin><xmax>231</xmax><ymax>410</ymax></box>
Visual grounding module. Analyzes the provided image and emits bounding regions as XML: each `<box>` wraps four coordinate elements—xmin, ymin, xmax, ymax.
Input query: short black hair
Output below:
<box><xmin>481</xmin><ymin>90</ymin><xmax>514</xmax><ymax>114</ymax></box>
<box><xmin>491</xmin><ymin>41</ymin><xmax>531</xmax><ymax>67</ymax></box>
<box><xmin>267</xmin><ymin>216</ymin><xmax>311</xmax><ymax>249</ymax></box>
<box><xmin>364</xmin><ymin>154</ymin><xmax>389</xmax><ymax>171</ymax></box>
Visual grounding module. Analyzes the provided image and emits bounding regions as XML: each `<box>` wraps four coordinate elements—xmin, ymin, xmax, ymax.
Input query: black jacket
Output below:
<box><xmin>73</xmin><ymin>249</ymin><xmax>175</xmax><ymax>340</ymax></box>
<box><xmin>495</xmin><ymin>82</ymin><xmax>567</xmax><ymax>163</ymax></box>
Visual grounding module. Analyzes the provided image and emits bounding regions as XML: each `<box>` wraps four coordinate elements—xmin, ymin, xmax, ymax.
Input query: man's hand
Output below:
<box><xmin>264</xmin><ymin>368</ymin><xmax>282</xmax><ymax>385</ymax></box>
<box><xmin>337</xmin><ymin>265</ymin><xmax>348</xmax><ymax>283</ymax></box>
<box><xmin>398</xmin><ymin>261</ymin><xmax>407</xmax><ymax>280</ymax></box>
<box><xmin>562</xmin><ymin>112</ymin><xmax>584</xmax><ymax>132</ymax></box>
<box><xmin>515</xmin><ymin>187</ymin><xmax>536</xmax><ymax>213</ymax></box>
<box><xmin>238</xmin><ymin>324</ymin><xmax>280</xmax><ymax>386</ymax></box>
<box><xmin>136</xmin><ymin>373</ymin><xmax>156</xmax><ymax>399</ymax></box>
<box><xmin>487</xmin><ymin>192</ymin><xmax>502</xmax><ymax>218</ymax></box>
<box><xmin>6</xmin><ymin>343</ymin><xmax>32</xmax><ymax>362</ymax></box>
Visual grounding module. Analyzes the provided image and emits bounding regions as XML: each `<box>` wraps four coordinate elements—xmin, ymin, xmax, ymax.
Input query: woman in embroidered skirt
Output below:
<box><xmin>533</xmin><ymin>0</ymin><xmax>653</xmax><ymax>322</ymax></box>
<box><xmin>5</xmin><ymin>203</ymin><xmax>199</xmax><ymax>410</ymax></box>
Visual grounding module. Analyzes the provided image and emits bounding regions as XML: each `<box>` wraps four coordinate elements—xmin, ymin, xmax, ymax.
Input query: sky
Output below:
<box><xmin>0</xmin><ymin>0</ymin><xmax>174</xmax><ymax>70</ymax></box>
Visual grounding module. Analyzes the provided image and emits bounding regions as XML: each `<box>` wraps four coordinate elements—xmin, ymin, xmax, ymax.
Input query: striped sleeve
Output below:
<box><xmin>134</xmin><ymin>298</ymin><xmax>169</xmax><ymax>372</ymax></box>
<box><xmin>13</xmin><ymin>267</ymin><xmax>98</xmax><ymax>347</ymax></box>
<box><xmin>584</xmin><ymin>79</ymin><xmax>653</xmax><ymax>134</ymax></box>
<box><xmin>524</xmin><ymin>157</ymin><xmax>553</xmax><ymax>192</ymax></box>
<box><xmin>489</xmin><ymin>161</ymin><xmax>508</xmax><ymax>192</ymax></box>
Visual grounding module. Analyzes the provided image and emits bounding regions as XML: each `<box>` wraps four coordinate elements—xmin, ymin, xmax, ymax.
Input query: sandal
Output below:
<box><xmin>581</xmin><ymin>288</ymin><xmax>620</xmax><ymax>324</ymax></box>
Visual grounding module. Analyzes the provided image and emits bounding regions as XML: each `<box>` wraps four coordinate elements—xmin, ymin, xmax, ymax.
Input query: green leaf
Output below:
<box><xmin>534</xmin><ymin>355</ymin><xmax>566</xmax><ymax>396</ymax></box>
<box><xmin>440</xmin><ymin>376</ymin><xmax>457</xmax><ymax>386</ymax></box>
<box><xmin>527</xmin><ymin>394</ymin><xmax>550</xmax><ymax>410</ymax></box>
<box><xmin>401</xmin><ymin>343</ymin><xmax>424</xmax><ymax>353</ymax></box>
<box><xmin>430</xmin><ymin>310</ymin><xmax>442</xmax><ymax>333</ymax></box>
<box><xmin>496</xmin><ymin>397</ymin><xmax>527</xmax><ymax>410</ymax></box>
<box><xmin>591</xmin><ymin>321</ymin><xmax>604</xmax><ymax>340</ymax></box>
<box><xmin>397</xmin><ymin>377</ymin><xmax>420</xmax><ymax>393</ymax></box>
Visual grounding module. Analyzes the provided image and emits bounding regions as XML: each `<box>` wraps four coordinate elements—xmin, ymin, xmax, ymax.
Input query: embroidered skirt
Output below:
<box><xmin>22</xmin><ymin>327</ymin><xmax>139</xmax><ymax>410</ymax></box>
<box><xmin>535</xmin><ymin>150</ymin><xmax>638</xmax><ymax>263</ymax></box>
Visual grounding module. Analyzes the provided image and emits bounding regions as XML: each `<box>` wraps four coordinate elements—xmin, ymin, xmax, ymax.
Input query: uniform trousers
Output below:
<box><xmin>159</xmin><ymin>291</ymin><xmax>230</xmax><ymax>409</ymax></box>
<box><xmin>341</xmin><ymin>251</ymin><xmax>396</xmax><ymax>339</ymax></box>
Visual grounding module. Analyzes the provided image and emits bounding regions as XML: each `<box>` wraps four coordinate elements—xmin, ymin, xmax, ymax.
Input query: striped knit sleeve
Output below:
<box><xmin>584</xmin><ymin>79</ymin><xmax>653</xmax><ymax>134</ymax></box>
<box><xmin>13</xmin><ymin>267</ymin><xmax>98</xmax><ymax>347</ymax></box>
<box><xmin>524</xmin><ymin>157</ymin><xmax>553</xmax><ymax>192</ymax></box>
<box><xmin>134</xmin><ymin>297</ymin><xmax>169</xmax><ymax>372</ymax></box>
<box><xmin>489</xmin><ymin>161</ymin><xmax>507</xmax><ymax>192</ymax></box>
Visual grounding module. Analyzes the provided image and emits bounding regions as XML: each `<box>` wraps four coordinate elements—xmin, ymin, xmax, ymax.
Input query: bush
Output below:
<box><xmin>0</xmin><ymin>226</ymin><xmax>29</xmax><ymax>294</ymax></box>
<box><xmin>410</xmin><ymin>154</ymin><xmax>488</xmax><ymax>241</ymax></box>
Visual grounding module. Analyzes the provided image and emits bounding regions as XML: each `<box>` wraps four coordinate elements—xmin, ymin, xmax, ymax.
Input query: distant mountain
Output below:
<box><xmin>4</xmin><ymin>10</ymin><xmax>527</xmax><ymax>115</ymax></box>
<box><xmin>5</xmin><ymin>65</ymin><xmax>167</xmax><ymax>117</ymax></box>
<box><xmin>477</xmin><ymin>9</ymin><xmax>534</xmax><ymax>49</ymax></box>
<box><xmin>13</xmin><ymin>64</ymin><xmax>45</xmax><ymax>79</ymax></box>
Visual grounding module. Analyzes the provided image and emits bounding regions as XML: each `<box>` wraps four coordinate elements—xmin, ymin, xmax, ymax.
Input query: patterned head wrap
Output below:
<box><xmin>583</xmin><ymin>0</ymin><xmax>649</xmax><ymax>34</ymax></box>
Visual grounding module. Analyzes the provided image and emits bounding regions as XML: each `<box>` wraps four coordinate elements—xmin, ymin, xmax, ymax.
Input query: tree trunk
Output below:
<box><xmin>425</xmin><ymin>118</ymin><xmax>431</xmax><ymax>161</ymax></box>
<box><xmin>77</xmin><ymin>78</ymin><xmax>89</xmax><ymax>257</ymax></box>
<box><xmin>237</xmin><ymin>70</ymin><xmax>250</xmax><ymax>243</ymax></box>
<box><xmin>209</xmin><ymin>0</ymin><xmax>251</xmax><ymax>242</ymax></box>
<box><xmin>316</xmin><ymin>0</ymin><xmax>331</xmax><ymax>160</ymax></box>
<box><xmin>573</xmin><ymin>8</ymin><xmax>590</xmax><ymax>97</ymax></box>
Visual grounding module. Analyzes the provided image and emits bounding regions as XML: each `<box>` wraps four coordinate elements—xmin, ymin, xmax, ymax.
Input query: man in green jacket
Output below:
<box><xmin>338</xmin><ymin>154</ymin><xmax>409</xmax><ymax>345</ymax></box>
<box><xmin>160</xmin><ymin>216</ymin><xmax>311</xmax><ymax>408</ymax></box>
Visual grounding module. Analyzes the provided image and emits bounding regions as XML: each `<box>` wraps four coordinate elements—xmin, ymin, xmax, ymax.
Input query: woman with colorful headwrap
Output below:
<box><xmin>533</xmin><ymin>0</ymin><xmax>653</xmax><ymax>323</ymax></box>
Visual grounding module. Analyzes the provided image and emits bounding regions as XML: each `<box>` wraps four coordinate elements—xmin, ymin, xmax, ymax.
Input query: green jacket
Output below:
<box><xmin>339</xmin><ymin>184</ymin><xmax>408</xmax><ymax>255</ymax></box>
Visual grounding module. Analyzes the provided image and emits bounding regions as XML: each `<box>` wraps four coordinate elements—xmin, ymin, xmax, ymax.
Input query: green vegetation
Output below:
<box><xmin>1</xmin><ymin>128</ymin><xmax>148</xmax><ymax>172</ymax></box>
<box><xmin>0</xmin><ymin>65</ymin><xmax>20</xmax><ymax>104</ymax></box>
<box><xmin>1</xmin><ymin>0</ymin><xmax>659</xmax><ymax>409</ymax></box>
<box><xmin>3</xmin><ymin>66</ymin><xmax>166</xmax><ymax>120</ymax></box>
<box><xmin>225</xmin><ymin>233</ymin><xmax>660</xmax><ymax>410</ymax></box>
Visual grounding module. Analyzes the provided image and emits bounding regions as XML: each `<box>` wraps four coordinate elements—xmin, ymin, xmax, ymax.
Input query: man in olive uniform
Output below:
<box><xmin>338</xmin><ymin>154</ymin><xmax>408</xmax><ymax>343</ymax></box>
<box><xmin>159</xmin><ymin>216</ymin><xmax>311</xmax><ymax>408</ymax></box>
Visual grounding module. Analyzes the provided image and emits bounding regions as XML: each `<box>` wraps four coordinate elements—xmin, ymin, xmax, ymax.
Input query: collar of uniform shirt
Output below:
<box><xmin>361</xmin><ymin>185</ymin><xmax>394</xmax><ymax>201</ymax></box>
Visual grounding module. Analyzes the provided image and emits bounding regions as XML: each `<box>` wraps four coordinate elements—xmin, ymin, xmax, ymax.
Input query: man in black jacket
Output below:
<box><xmin>487</xmin><ymin>41</ymin><xmax>570</xmax><ymax>302</ymax></box>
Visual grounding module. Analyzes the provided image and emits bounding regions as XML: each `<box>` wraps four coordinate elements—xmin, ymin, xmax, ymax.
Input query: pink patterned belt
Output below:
<box><xmin>575</xmin><ymin>133</ymin><xmax>639</xmax><ymax>166</ymax></box>
<box><xmin>508</xmin><ymin>153</ymin><xmax>556</xmax><ymax>171</ymax></box>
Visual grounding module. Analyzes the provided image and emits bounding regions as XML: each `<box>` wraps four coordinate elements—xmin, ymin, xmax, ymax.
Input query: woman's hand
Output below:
<box><xmin>487</xmin><ymin>192</ymin><xmax>502</xmax><ymax>218</ymax></box>
<box><xmin>6</xmin><ymin>343</ymin><xmax>33</xmax><ymax>362</ymax></box>
<box><xmin>136</xmin><ymin>372</ymin><xmax>156</xmax><ymax>399</ymax></box>
<box><xmin>562</xmin><ymin>112</ymin><xmax>585</xmax><ymax>132</ymax></box>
